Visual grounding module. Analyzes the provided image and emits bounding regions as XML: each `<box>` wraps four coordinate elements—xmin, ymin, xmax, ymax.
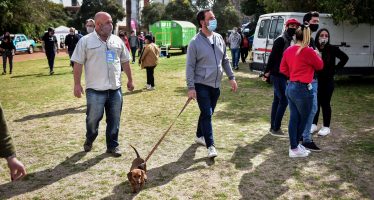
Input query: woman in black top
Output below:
<box><xmin>313</xmin><ymin>28</ymin><xmax>349</xmax><ymax>136</ymax></box>
<box><xmin>0</xmin><ymin>36</ymin><xmax>16</xmax><ymax>75</ymax></box>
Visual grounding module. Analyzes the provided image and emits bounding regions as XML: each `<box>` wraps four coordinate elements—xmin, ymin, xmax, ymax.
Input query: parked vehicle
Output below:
<box><xmin>0</xmin><ymin>34</ymin><xmax>36</xmax><ymax>54</ymax></box>
<box><xmin>250</xmin><ymin>12</ymin><xmax>374</xmax><ymax>75</ymax></box>
<box><xmin>149</xmin><ymin>20</ymin><xmax>196</xmax><ymax>56</ymax></box>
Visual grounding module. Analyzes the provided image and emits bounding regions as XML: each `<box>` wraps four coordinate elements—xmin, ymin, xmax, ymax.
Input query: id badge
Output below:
<box><xmin>106</xmin><ymin>50</ymin><xmax>116</xmax><ymax>63</ymax></box>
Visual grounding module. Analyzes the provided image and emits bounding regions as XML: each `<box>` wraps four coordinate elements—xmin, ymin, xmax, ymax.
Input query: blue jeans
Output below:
<box><xmin>302</xmin><ymin>79</ymin><xmax>318</xmax><ymax>143</ymax></box>
<box><xmin>86</xmin><ymin>88</ymin><xmax>123</xmax><ymax>149</ymax></box>
<box><xmin>195</xmin><ymin>83</ymin><xmax>220</xmax><ymax>148</ymax></box>
<box><xmin>286</xmin><ymin>82</ymin><xmax>313</xmax><ymax>149</ymax></box>
<box><xmin>45</xmin><ymin>51</ymin><xmax>55</xmax><ymax>72</ymax></box>
<box><xmin>270</xmin><ymin>75</ymin><xmax>288</xmax><ymax>131</ymax></box>
<box><xmin>231</xmin><ymin>48</ymin><xmax>240</xmax><ymax>67</ymax></box>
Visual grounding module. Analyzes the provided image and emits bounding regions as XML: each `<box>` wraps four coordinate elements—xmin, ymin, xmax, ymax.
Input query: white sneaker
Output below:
<box><xmin>289</xmin><ymin>146</ymin><xmax>309</xmax><ymax>158</ymax></box>
<box><xmin>318</xmin><ymin>127</ymin><xmax>330</xmax><ymax>136</ymax></box>
<box><xmin>195</xmin><ymin>136</ymin><xmax>206</xmax><ymax>146</ymax></box>
<box><xmin>145</xmin><ymin>84</ymin><xmax>151</xmax><ymax>89</ymax></box>
<box><xmin>298</xmin><ymin>144</ymin><xmax>311</xmax><ymax>154</ymax></box>
<box><xmin>310</xmin><ymin>124</ymin><xmax>318</xmax><ymax>134</ymax></box>
<box><xmin>207</xmin><ymin>146</ymin><xmax>217</xmax><ymax>158</ymax></box>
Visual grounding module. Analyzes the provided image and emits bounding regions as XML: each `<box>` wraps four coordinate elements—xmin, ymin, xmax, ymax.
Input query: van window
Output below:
<box><xmin>269</xmin><ymin>18</ymin><xmax>284</xmax><ymax>39</ymax></box>
<box><xmin>258</xmin><ymin>19</ymin><xmax>271</xmax><ymax>38</ymax></box>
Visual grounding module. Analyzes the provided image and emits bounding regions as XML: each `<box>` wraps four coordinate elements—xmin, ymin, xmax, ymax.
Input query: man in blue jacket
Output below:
<box><xmin>186</xmin><ymin>9</ymin><xmax>238</xmax><ymax>158</ymax></box>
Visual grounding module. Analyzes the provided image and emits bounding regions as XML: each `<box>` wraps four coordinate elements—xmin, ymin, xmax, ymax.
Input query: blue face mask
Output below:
<box><xmin>207</xmin><ymin>19</ymin><xmax>217</xmax><ymax>32</ymax></box>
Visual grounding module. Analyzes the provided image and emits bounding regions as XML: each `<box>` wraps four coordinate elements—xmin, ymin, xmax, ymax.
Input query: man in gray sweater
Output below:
<box><xmin>186</xmin><ymin>9</ymin><xmax>238</xmax><ymax>158</ymax></box>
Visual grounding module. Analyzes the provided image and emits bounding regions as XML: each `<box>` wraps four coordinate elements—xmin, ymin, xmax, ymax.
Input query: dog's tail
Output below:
<box><xmin>130</xmin><ymin>144</ymin><xmax>141</xmax><ymax>158</ymax></box>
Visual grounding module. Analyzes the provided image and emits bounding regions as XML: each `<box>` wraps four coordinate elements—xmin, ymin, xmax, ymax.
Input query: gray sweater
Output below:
<box><xmin>186</xmin><ymin>31</ymin><xmax>235</xmax><ymax>89</ymax></box>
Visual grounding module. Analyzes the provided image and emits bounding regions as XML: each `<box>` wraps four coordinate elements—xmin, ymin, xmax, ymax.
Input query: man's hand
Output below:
<box><xmin>7</xmin><ymin>157</ymin><xmax>26</xmax><ymax>181</ymax></box>
<box><xmin>188</xmin><ymin>89</ymin><xmax>197</xmax><ymax>100</ymax></box>
<box><xmin>127</xmin><ymin>81</ymin><xmax>134</xmax><ymax>91</ymax></box>
<box><xmin>74</xmin><ymin>84</ymin><xmax>84</xmax><ymax>98</ymax></box>
<box><xmin>229</xmin><ymin>79</ymin><xmax>238</xmax><ymax>92</ymax></box>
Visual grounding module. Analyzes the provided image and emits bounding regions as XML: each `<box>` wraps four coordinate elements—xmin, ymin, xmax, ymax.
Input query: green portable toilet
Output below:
<box><xmin>149</xmin><ymin>20</ymin><xmax>196</xmax><ymax>54</ymax></box>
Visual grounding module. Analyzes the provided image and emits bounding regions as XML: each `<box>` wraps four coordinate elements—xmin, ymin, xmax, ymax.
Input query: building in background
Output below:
<box><xmin>49</xmin><ymin>0</ymin><xmax>82</xmax><ymax>6</ymax></box>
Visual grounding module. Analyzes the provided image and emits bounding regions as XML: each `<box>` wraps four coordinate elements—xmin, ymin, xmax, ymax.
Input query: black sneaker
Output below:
<box><xmin>50</xmin><ymin>71</ymin><xmax>54</xmax><ymax>75</ymax></box>
<box><xmin>302</xmin><ymin>141</ymin><xmax>321</xmax><ymax>152</ymax></box>
<box><xmin>106</xmin><ymin>147</ymin><xmax>122</xmax><ymax>157</ymax></box>
<box><xmin>83</xmin><ymin>140</ymin><xmax>92</xmax><ymax>152</ymax></box>
<box><xmin>270</xmin><ymin>129</ymin><xmax>288</xmax><ymax>138</ymax></box>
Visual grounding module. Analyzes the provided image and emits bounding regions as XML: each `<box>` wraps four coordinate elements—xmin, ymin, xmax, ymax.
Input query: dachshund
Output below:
<box><xmin>127</xmin><ymin>145</ymin><xmax>147</xmax><ymax>193</ymax></box>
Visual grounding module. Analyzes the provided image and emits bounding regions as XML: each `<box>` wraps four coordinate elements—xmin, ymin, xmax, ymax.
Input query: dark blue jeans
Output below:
<box><xmin>286</xmin><ymin>82</ymin><xmax>313</xmax><ymax>149</ymax></box>
<box><xmin>45</xmin><ymin>51</ymin><xmax>55</xmax><ymax>72</ymax></box>
<box><xmin>2</xmin><ymin>52</ymin><xmax>13</xmax><ymax>73</ymax></box>
<box><xmin>130</xmin><ymin>47</ymin><xmax>137</xmax><ymax>62</ymax></box>
<box><xmin>231</xmin><ymin>48</ymin><xmax>240</xmax><ymax>67</ymax></box>
<box><xmin>86</xmin><ymin>88</ymin><xmax>123</xmax><ymax>149</ymax></box>
<box><xmin>195</xmin><ymin>83</ymin><xmax>220</xmax><ymax>148</ymax></box>
<box><xmin>302</xmin><ymin>79</ymin><xmax>318</xmax><ymax>142</ymax></box>
<box><xmin>270</xmin><ymin>75</ymin><xmax>288</xmax><ymax>131</ymax></box>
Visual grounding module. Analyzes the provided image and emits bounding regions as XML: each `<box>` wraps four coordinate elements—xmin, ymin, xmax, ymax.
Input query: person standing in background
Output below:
<box><xmin>228</xmin><ymin>27</ymin><xmax>241</xmax><ymax>70</ymax></box>
<box><xmin>85</xmin><ymin>19</ymin><xmax>95</xmax><ymax>34</ymax></box>
<box><xmin>0</xmin><ymin>36</ymin><xmax>15</xmax><ymax>75</ymax></box>
<box><xmin>129</xmin><ymin>31</ymin><xmax>139</xmax><ymax>64</ymax></box>
<box><xmin>139</xmin><ymin>35</ymin><xmax>160</xmax><ymax>90</ymax></box>
<box><xmin>42</xmin><ymin>27</ymin><xmax>59</xmax><ymax>75</ymax></box>
<box><xmin>65</xmin><ymin>27</ymin><xmax>80</xmax><ymax>69</ymax></box>
<box><xmin>312</xmin><ymin>28</ymin><xmax>348</xmax><ymax>136</ymax></box>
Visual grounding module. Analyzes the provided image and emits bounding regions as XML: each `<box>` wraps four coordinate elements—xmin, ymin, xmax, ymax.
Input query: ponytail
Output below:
<box><xmin>295</xmin><ymin>25</ymin><xmax>311</xmax><ymax>55</ymax></box>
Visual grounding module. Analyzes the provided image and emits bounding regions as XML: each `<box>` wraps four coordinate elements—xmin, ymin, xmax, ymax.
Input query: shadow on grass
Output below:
<box><xmin>11</xmin><ymin>73</ymin><xmax>44</xmax><ymax>78</ymax></box>
<box><xmin>0</xmin><ymin>152</ymin><xmax>109</xmax><ymax>199</ymax></box>
<box><xmin>14</xmin><ymin>105</ymin><xmax>86</xmax><ymax>122</ymax></box>
<box><xmin>123</xmin><ymin>89</ymin><xmax>144</xmax><ymax>96</ymax></box>
<box><xmin>10</xmin><ymin>71</ymin><xmax>72</xmax><ymax>78</ymax></box>
<box><xmin>102</xmin><ymin>144</ymin><xmax>211</xmax><ymax>199</ymax></box>
<box><xmin>231</xmin><ymin>134</ymin><xmax>294</xmax><ymax>199</ymax></box>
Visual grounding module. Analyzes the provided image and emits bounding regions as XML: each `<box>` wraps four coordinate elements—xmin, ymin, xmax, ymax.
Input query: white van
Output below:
<box><xmin>250</xmin><ymin>12</ymin><xmax>374</xmax><ymax>75</ymax></box>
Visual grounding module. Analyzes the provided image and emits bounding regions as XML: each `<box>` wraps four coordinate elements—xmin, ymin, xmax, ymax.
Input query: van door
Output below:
<box><xmin>342</xmin><ymin>23</ymin><xmax>371</xmax><ymax>67</ymax></box>
<box><xmin>251</xmin><ymin>16</ymin><xmax>271</xmax><ymax>71</ymax></box>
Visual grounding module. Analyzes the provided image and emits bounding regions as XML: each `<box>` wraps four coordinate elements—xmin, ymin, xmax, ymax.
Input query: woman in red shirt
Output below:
<box><xmin>280</xmin><ymin>25</ymin><xmax>323</xmax><ymax>158</ymax></box>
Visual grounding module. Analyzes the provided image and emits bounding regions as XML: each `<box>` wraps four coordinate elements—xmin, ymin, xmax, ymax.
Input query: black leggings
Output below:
<box><xmin>241</xmin><ymin>47</ymin><xmax>249</xmax><ymax>62</ymax></box>
<box><xmin>146</xmin><ymin>66</ymin><xmax>156</xmax><ymax>87</ymax></box>
<box><xmin>313</xmin><ymin>80</ymin><xmax>334</xmax><ymax>127</ymax></box>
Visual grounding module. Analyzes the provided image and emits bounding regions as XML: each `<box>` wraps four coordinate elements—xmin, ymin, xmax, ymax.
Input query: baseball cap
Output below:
<box><xmin>286</xmin><ymin>18</ymin><xmax>300</xmax><ymax>26</ymax></box>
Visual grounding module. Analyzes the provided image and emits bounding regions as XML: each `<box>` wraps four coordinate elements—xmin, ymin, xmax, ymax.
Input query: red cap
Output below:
<box><xmin>286</xmin><ymin>18</ymin><xmax>300</xmax><ymax>26</ymax></box>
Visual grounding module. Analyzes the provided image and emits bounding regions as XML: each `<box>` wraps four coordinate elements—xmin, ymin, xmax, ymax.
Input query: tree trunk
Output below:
<box><xmin>126</xmin><ymin>0</ymin><xmax>132</xmax><ymax>32</ymax></box>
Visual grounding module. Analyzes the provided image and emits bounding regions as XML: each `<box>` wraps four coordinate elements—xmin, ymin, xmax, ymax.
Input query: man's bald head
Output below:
<box><xmin>95</xmin><ymin>12</ymin><xmax>111</xmax><ymax>26</ymax></box>
<box><xmin>94</xmin><ymin>12</ymin><xmax>113</xmax><ymax>38</ymax></box>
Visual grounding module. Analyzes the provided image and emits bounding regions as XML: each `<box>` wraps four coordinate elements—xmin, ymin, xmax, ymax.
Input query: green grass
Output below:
<box><xmin>0</xmin><ymin>52</ymin><xmax>373</xmax><ymax>199</ymax></box>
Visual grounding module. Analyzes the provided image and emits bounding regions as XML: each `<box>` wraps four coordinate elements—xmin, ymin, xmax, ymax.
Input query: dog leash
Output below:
<box><xmin>144</xmin><ymin>98</ymin><xmax>192</xmax><ymax>162</ymax></box>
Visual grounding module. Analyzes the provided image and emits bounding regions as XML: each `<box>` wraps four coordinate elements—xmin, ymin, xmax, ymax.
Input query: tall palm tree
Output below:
<box><xmin>126</xmin><ymin>0</ymin><xmax>131</xmax><ymax>32</ymax></box>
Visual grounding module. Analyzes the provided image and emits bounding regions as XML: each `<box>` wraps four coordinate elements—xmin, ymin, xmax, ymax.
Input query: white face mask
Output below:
<box><xmin>319</xmin><ymin>38</ymin><xmax>328</xmax><ymax>45</ymax></box>
<box><xmin>86</xmin><ymin>27</ymin><xmax>94</xmax><ymax>34</ymax></box>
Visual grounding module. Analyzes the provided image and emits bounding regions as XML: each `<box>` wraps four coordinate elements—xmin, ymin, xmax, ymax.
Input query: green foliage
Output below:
<box><xmin>72</xmin><ymin>0</ymin><xmax>125</xmax><ymax>32</ymax></box>
<box><xmin>0</xmin><ymin>0</ymin><xmax>71</xmax><ymax>38</ymax></box>
<box><xmin>163</xmin><ymin>0</ymin><xmax>196</xmax><ymax>22</ymax></box>
<box><xmin>240</xmin><ymin>0</ymin><xmax>374</xmax><ymax>24</ymax></box>
<box><xmin>141</xmin><ymin>3</ymin><xmax>166</xmax><ymax>29</ymax></box>
<box><xmin>213</xmin><ymin>0</ymin><xmax>240</xmax><ymax>34</ymax></box>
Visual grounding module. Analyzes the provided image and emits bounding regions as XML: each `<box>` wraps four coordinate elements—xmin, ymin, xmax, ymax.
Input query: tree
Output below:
<box><xmin>0</xmin><ymin>0</ymin><xmax>70</xmax><ymax>38</ymax></box>
<box><xmin>73</xmin><ymin>0</ymin><xmax>125</xmax><ymax>32</ymax></box>
<box><xmin>212</xmin><ymin>0</ymin><xmax>240</xmax><ymax>34</ymax></box>
<box><xmin>240</xmin><ymin>0</ymin><xmax>265</xmax><ymax>21</ymax></box>
<box><xmin>163</xmin><ymin>0</ymin><xmax>195</xmax><ymax>22</ymax></box>
<box><xmin>126</xmin><ymin>0</ymin><xmax>131</xmax><ymax>32</ymax></box>
<box><xmin>141</xmin><ymin>3</ymin><xmax>166</xmax><ymax>30</ymax></box>
<box><xmin>240</xmin><ymin>0</ymin><xmax>374</xmax><ymax>25</ymax></box>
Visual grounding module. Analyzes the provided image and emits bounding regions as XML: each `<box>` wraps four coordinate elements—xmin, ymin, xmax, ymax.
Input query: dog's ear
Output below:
<box><xmin>127</xmin><ymin>172</ymin><xmax>133</xmax><ymax>182</ymax></box>
<box><xmin>141</xmin><ymin>170</ymin><xmax>147</xmax><ymax>182</ymax></box>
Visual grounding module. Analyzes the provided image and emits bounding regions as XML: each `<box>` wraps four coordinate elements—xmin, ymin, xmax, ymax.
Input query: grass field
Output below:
<box><xmin>0</xmin><ymin>52</ymin><xmax>373</xmax><ymax>199</ymax></box>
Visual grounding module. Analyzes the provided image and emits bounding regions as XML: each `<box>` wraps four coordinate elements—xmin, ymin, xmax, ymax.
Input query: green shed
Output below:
<box><xmin>149</xmin><ymin>20</ymin><xmax>197</xmax><ymax>54</ymax></box>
